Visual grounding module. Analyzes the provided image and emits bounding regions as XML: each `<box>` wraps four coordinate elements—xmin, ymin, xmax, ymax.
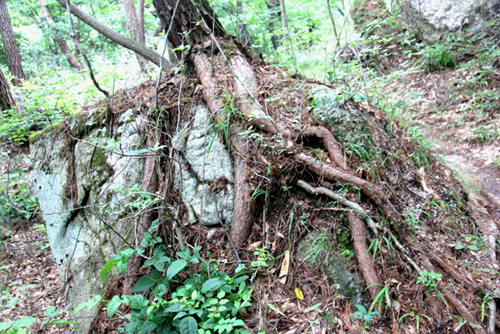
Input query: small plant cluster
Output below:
<box><xmin>93</xmin><ymin>221</ymin><xmax>253</xmax><ymax>334</ymax></box>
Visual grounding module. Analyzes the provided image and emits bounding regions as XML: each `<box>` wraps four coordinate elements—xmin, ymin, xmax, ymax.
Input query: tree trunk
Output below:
<box><xmin>38</xmin><ymin>0</ymin><xmax>84</xmax><ymax>70</ymax></box>
<box><xmin>236</xmin><ymin>1</ymin><xmax>250</xmax><ymax>48</ymax></box>
<box><xmin>0</xmin><ymin>0</ymin><xmax>25</xmax><ymax>85</ymax></box>
<box><xmin>267</xmin><ymin>0</ymin><xmax>281</xmax><ymax>50</ymax></box>
<box><xmin>123</xmin><ymin>0</ymin><xmax>147</xmax><ymax>70</ymax></box>
<box><xmin>278</xmin><ymin>0</ymin><xmax>290</xmax><ymax>46</ymax></box>
<box><xmin>54</xmin><ymin>0</ymin><xmax>174</xmax><ymax>70</ymax></box>
<box><xmin>0</xmin><ymin>67</ymin><xmax>15</xmax><ymax>110</ymax></box>
<box><xmin>153</xmin><ymin>0</ymin><xmax>226</xmax><ymax>52</ymax></box>
<box><xmin>137</xmin><ymin>0</ymin><xmax>145</xmax><ymax>43</ymax></box>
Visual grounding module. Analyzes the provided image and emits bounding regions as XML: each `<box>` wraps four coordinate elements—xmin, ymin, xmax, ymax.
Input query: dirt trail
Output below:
<box><xmin>383</xmin><ymin>68</ymin><xmax>500</xmax><ymax>217</ymax></box>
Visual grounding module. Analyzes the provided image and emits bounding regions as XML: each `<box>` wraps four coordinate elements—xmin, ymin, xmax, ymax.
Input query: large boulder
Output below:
<box><xmin>394</xmin><ymin>0</ymin><xmax>500</xmax><ymax>41</ymax></box>
<box><xmin>30</xmin><ymin>109</ymin><xmax>146</xmax><ymax>332</ymax></box>
<box><xmin>29</xmin><ymin>105</ymin><xmax>236</xmax><ymax>332</ymax></box>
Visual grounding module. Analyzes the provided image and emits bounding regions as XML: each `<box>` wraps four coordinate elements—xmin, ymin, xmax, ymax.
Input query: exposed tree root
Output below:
<box><xmin>297</xmin><ymin>153</ymin><xmax>402</xmax><ymax>224</ymax></box>
<box><xmin>296</xmin><ymin>179</ymin><xmax>379</xmax><ymax>236</ymax></box>
<box><xmin>348</xmin><ymin>212</ymin><xmax>381</xmax><ymax>299</ymax></box>
<box><xmin>230</xmin><ymin>54</ymin><xmax>279</xmax><ymax>133</ymax></box>
<box><xmin>426</xmin><ymin>247</ymin><xmax>497</xmax><ymax>297</ymax></box>
<box><xmin>122</xmin><ymin>124</ymin><xmax>160</xmax><ymax>295</ymax></box>
<box><xmin>230</xmin><ymin>128</ymin><xmax>253</xmax><ymax>248</ymax></box>
<box><xmin>192</xmin><ymin>52</ymin><xmax>223</xmax><ymax>113</ymax></box>
<box><xmin>301</xmin><ymin>126</ymin><xmax>346</xmax><ymax>170</ymax></box>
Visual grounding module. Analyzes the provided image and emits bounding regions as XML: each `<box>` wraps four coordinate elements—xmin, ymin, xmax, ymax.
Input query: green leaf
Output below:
<box><xmin>201</xmin><ymin>278</ymin><xmax>225</xmax><ymax>294</ymax></box>
<box><xmin>131</xmin><ymin>273</ymin><xmax>159</xmax><ymax>293</ymax></box>
<box><xmin>178</xmin><ymin>316</ymin><xmax>198</xmax><ymax>334</ymax></box>
<box><xmin>303</xmin><ymin>303</ymin><xmax>322</xmax><ymax>313</ymax></box>
<box><xmin>107</xmin><ymin>295</ymin><xmax>123</xmax><ymax>318</ymax></box>
<box><xmin>13</xmin><ymin>316</ymin><xmax>36</xmax><ymax>329</ymax></box>
<box><xmin>167</xmin><ymin>259</ymin><xmax>188</xmax><ymax>280</ymax></box>
<box><xmin>101</xmin><ymin>259</ymin><xmax>120</xmax><ymax>281</ymax></box>
<box><xmin>0</xmin><ymin>321</ymin><xmax>14</xmax><ymax>331</ymax></box>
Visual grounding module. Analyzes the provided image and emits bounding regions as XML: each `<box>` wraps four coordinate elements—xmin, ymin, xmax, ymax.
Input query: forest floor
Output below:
<box><xmin>0</xmin><ymin>40</ymin><xmax>499</xmax><ymax>333</ymax></box>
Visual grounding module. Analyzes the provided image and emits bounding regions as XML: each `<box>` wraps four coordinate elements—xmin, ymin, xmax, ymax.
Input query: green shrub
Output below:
<box><xmin>99</xmin><ymin>221</ymin><xmax>253</xmax><ymax>334</ymax></box>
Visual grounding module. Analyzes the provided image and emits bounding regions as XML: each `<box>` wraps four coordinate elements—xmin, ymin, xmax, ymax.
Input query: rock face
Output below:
<box><xmin>297</xmin><ymin>230</ymin><xmax>366</xmax><ymax>308</ymax></box>
<box><xmin>173</xmin><ymin>105</ymin><xmax>234</xmax><ymax>226</ymax></box>
<box><xmin>29</xmin><ymin>105</ymin><xmax>236</xmax><ymax>332</ymax></box>
<box><xmin>394</xmin><ymin>0</ymin><xmax>500</xmax><ymax>41</ymax></box>
<box><xmin>30</xmin><ymin>109</ymin><xmax>146</xmax><ymax>332</ymax></box>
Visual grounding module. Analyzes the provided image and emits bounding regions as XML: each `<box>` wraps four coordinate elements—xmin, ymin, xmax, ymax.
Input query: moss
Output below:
<box><xmin>29</xmin><ymin>121</ymin><xmax>64</xmax><ymax>146</ymax></box>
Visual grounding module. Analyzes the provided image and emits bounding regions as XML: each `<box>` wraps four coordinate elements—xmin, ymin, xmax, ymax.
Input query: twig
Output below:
<box><xmin>297</xmin><ymin>179</ymin><xmax>379</xmax><ymax>236</ymax></box>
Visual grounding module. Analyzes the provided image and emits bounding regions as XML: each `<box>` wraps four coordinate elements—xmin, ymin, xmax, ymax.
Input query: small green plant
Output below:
<box><xmin>351</xmin><ymin>304</ymin><xmax>380</xmax><ymax>328</ymax></box>
<box><xmin>420</xmin><ymin>42</ymin><xmax>456</xmax><ymax>71</ymax></box>
<box><xmin>0</xmin><ymin>160</ymin><xmax>38</xmax><ymax>223</ymax></box>
<box><xmin>492</xmin><ymin>157</ymin><xmax>500</xmax><ymax>170</ymax></box>
<box><xmin>454</xmin><ymin>234</ymin><xmax>485</xmax><ymax>251</ymax></box>
<box><xmin>399</xmin><ymin>307</ymin><xmax>430</xmax><ymax>332</ymax></box>
<box><xmin>0</xmin><ymin>316</ymin><xmax>37</xmax><ymax>334</ymax></box>
<box><xmin>416</xmin><ymin>271</ymin><xmax>449</xmax><ymax>304</ymax></box>
<box><xmin>368</xmin><ymin>284</ymin><xmax>391</xmax><ymax>314</ymax></box>
<box><xmin>251</xmin><ymin>246</ymin><xmax>275</xmax><ymax>268</ymax></box>
<box><xmin>365</xmin><ymin>236</ymin><xmax>392</xmax><ymax>263</ymax></box>
<box><xmin>473</xmin><ymin>125</ymin><xmax>499</xmax><ymax>143</ymax></box>
<box><xmin>99</xmin><ymin>221</ymin><xmax>253</xmax><ymax>334</ymax></box>
<box><xmin>403</xmin><ymin>209</ymin><xmax>431</xmax><ymax>240</ymax></box>
<box><xmin>345</xmin><ymin>134</ymin><xmax>374</xmax><ymax>160</ymax></box>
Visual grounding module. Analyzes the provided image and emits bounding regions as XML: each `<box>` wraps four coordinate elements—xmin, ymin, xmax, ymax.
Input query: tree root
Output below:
<box><xmin>348</xmin><ymin>212</ymin><xmax>381</xmax><ymax>299</ymax></box>
<box><xmin>230</xmin><ymin>128</ymin><xmax>253</xmax><ymax>248</ymax></box>
<box><xmin>230</xmin><ymin>54</ymin><xmax>279</xmax><ymax>133</ymax></box>
<box><xmin>192</xmin><ymin>52</ymin><xmax>223</xmax><ymax>113</ymax></box>
<box><xmin>297</xmin><ymin>180</ymin><xmax>379</xmax><ymax>237</ymax></box>
<box><xmin>122</xmin><ymin>127</ymin><xmax>160</xmax><ymax>295</ymax></box>
<box><xmin>297</xmin><ymin>153</ymin><xmax>402</xmax><ymax>224</ymax></box>
<box><xmin>192</xmin><ymin>51</ymin><xmax>254</xmax><ymax>248</ymax></box>
<box><xmin>301</xmin><ymin>126</ymin><xmax>346</xmax><ymax>170</ymax></box>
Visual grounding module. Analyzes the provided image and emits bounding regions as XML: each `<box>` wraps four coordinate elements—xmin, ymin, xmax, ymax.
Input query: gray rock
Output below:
<box><xmin>310</xmin><ymin>88</ymin><xmax>374</xmax><ymax>159</ymax></box>
<box><xmin>395</xmin><ymin>0</ymin><xmax>500</xmax><ymax>41</ymax></box>
<box><xmin>173</xmin><ymin>105</ymin><xmax>234</xmax><ymax>226</ymax></box>
<box><xmin>30</xmin><ymin>109</ymin><xmax>145</xmax><ymax>332</ymax></box>
<box><xmin>297</xmin><ymin>230</ymin><xmax>366</xmax><ymax>307</ymax></box>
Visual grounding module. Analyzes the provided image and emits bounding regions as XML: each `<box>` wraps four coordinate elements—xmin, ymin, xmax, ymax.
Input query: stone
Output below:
<box><xmin>310</xmin><ymin>88</ymin><xmax>374</xmax><ymax>158</ymax></box>
<box><xmin>297</xmin><ymin>230</ymin><xmax>366</xmax><ymax>307</ymax></box>
<box><xmin>173</xmin><ymin>105</ymin><xmax>234</xmax><ymax>226</ymax></box>
<box><xmin>30</xmin><ymin>109</ymin><xmax>145</xmax><ymax>332</ymax></box>
<box><xmin>395</xmin><ymin>0</ymin><xmax>500</xmax><ymax>41</ymax></box>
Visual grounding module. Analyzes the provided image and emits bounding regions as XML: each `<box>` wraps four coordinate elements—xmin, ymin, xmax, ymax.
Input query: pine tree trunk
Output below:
<box><xmin>0</xmin><ymin>0</ymin><xmax>25</xmax><ymax>85</ymax></box>
<box><xmin>0</xmin><ymin>67</ymin><xmax>15</xmax><ymax>110</ymax></box>
<box><xmin>38</xmin><ymin>0</ymin><xmax>84</xmax><ymax>70</ymax></box>
<box><xmin>123</xmin><ymin>0</ymin><xmax>147</xmax><ymax>70</ymax></box>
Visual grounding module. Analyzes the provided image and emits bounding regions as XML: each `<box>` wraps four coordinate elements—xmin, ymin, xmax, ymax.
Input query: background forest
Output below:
<box><xmin>0</xmin><ymin>0</ymin><xmax>499</xmax><ymax>333</ymax></box>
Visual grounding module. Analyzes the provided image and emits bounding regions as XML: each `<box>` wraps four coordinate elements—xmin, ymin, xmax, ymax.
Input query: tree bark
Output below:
<box><xmin>278</xmin><ymin>0</ymin><xmax>290</xmax><ymax>46</ymax></box>
<box><xmin>0</xmin><ymin>0</ymin><xmax>25</xmax><ymax>85</ymax></box>
<box><xmin>267</xmin><ymin>0</ymin><xmax>281</xmax><ymax>50</ymax></box>
<box><xmin>137</xmin><ymin>0</ymin><xmax>145</xmax><ymax>43</ymax></box>
<box><xmin>123</xmin><ymin>0</ymin><xmax>146</xmax><ymax>70</ymax></box>
<box><xmin>153</xmin><ymin>0</ymin><xmax>226</xmax><ymax>51</ymax></box>
<box><xmin>38</xmin><ymin>0</ymin><xmax>84</xmax><ymax>70</ymax></box>
<box><xmin>54</xmin><ymin>0</ymin><xmax>174</xmax><ymax>70</ymax></box>
<box><xmin>0</xmin><ymin>67</ymin><xmax>15</xmax><ymax>110</ymax></box>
